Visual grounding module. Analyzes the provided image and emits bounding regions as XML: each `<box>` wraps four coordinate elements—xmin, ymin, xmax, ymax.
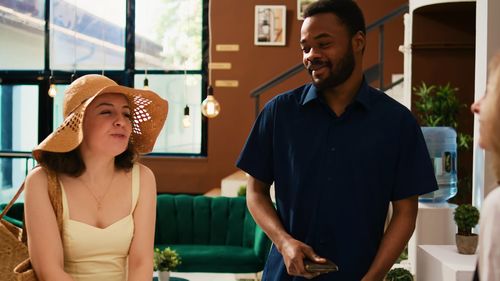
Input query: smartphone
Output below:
<box><xmin>304</xmin><ymin>259</ymin><xmax>339</xmax><ymax>273</ymax></box>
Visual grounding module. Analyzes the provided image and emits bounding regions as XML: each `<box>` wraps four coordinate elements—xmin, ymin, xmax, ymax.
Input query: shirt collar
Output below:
<box><xmin>301</xmin><ymin>78</ymin><xmax>372</xmax><ymax>110</ymax></box>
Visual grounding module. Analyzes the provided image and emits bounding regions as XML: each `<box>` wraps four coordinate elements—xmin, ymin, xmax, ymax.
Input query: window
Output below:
<box><xmin>135</xmin><ymin>0</ymin><xmax>202</xmax><ymax>70</ymax></box>
<box><xmin>0</xmin><ymin>0</ymin><xmax>208</xmax><ymax>203</ymax></box>
<box><xmin>134</xmin><ymin>74</ymin><xmax>202</xmax><ymax>154</ymax></box>
<box><xmin>0</xmin><ymin>0</ymin><xmax>45</xmax><ymax>69</ymax></box>
<box><xmin>51</xmin><ymin>0</ymin><xmax>126</xmax><ymax>70</ymax></box>
<box><xmin>0</xmin><ymin>85</ymin><xmax>39</xmax><ymax>202</ymax></box>
<box><xmin>135</xmin><ymin>0</ymin><xmax>204</xmax><ymax>154</ymax></box>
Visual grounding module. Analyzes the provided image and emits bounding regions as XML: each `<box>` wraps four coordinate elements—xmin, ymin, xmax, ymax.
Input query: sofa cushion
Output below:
<box><xmin>156</xmin><ymin>244</ymin><xmax>263</xmax><ymax>273</ymax></box>
<box><xmin>155</xmin><ymin>195</ymin><xmax>257</xmax><ymax>247</ymax></box>
<box><xmin>0</xmin><ymin>202</ymin><xmax>24</xmax><ymax>228</ymax></box>
<box><xmin>155</xmin><ymin>194</ymin><xmax>272</xmax><ymax>273</ymax></box>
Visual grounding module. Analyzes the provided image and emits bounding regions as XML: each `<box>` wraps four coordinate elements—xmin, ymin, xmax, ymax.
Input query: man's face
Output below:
<box><xmin>300</xmin><ymin>13</ymin><xmax>356</xmax><ymax>91</ymax></box>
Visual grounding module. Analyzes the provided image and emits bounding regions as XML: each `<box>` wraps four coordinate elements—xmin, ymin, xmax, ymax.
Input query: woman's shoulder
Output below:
<box><xmin>24</xmin><ymin>167</ymin><xmax>52</xmax><ymax>205</ymax></box>
<box><xmin>483</xmin><ymin>186</ymin><xmax>500</xmax><ymax>212</ymax></box>
<box><xmin>134</xmin><ymin>163</ymin><xmax>156</xmax><ymax>192</ymax></box>
<box><xmin>25</xmin><ymin>166</ymin><xmax>49</xmax><ymax>188</ymax></box>
<box><xmin>135</xmin><ymin>163</ymin><xmax>154</xmax><ymax>180</ymax></box>
<box><xmin>481</xmin><ymin>186</ymin><xmax>500</xmax><ymax>224</ymax></box>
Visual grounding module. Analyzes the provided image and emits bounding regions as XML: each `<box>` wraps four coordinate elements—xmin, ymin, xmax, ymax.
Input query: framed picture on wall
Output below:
<box><xmin>254</xmin><ymin>5</ymin><xmax>287</xmax><ymax>46</ymax></box>
<box><xmin>297</xmin><ymin>0</ymin><xmax>319</xmax><ymax>20</ymax></box>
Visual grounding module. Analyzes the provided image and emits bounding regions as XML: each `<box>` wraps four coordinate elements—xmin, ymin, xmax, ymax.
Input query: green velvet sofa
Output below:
<box><xmin>155</xmin><ymin>194</ymin><xmax>271</xmax><ymax>273</ymax></box>
<box><xmin>0</xmin><ymin>202</ymin><xmax>24</xmax><ymax>228</ymax></box>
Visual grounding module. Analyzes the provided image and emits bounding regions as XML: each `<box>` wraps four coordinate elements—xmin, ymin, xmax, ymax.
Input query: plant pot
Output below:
<box><xmin>158</xmin><ymin>271</ymin><xmax>170</xmax><ymax>281</ymax></box>
<box><xmin>455</xmin><ymin>233</ymin><xmax>478</xmax><ymax>254</ymax></box>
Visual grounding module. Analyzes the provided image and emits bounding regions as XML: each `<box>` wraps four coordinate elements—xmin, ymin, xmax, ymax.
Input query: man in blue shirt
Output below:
<box><xmin>236</xmin><ymin>0</ymin><xmax>438</xmax><ymax>280</ymax></box>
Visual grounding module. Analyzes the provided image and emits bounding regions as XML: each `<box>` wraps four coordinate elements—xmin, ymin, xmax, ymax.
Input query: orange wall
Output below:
<box><xmin>142</xmin><ymin>0</ymin><xmax>408</xmax><ymax>194</ymax></box>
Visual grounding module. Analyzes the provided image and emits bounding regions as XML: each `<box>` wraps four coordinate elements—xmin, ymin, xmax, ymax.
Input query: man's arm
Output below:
<box><xmin>361</xmin><ymin>195</ymin><xmax>418</xmax><ymax>281</ymax></box>
<box><xmin>246</xmin><ymin>175</ymin><xmax>324</xmax><ymax>279</ymax></box>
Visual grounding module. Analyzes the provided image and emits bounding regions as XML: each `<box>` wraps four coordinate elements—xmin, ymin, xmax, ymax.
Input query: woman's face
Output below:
<box><xmin>81</xmin><ymin>93</ymin><xmax>132</xmax><ymax>157</ymax></box>
<box><xmin>471</xmin><ymin>72</ymin><xmax>499</xmax><ymax>150</ymax></box>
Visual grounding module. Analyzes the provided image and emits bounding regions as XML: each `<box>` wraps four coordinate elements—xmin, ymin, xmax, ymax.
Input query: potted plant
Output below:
<box><xmin>154</xmin><ymin>247</ymin><xmax>181</xmax><ymax>281</ymax></box>
<box><xmin>385</xmin><ymin>268</ymin><xmax>414</xmax><ymax>281</ymax></box>
<box><xmin>413</xmin><ymin>82</ymin><xmax>472</xmax><ymax>203</ymax></box>
<box><xmin>237</xmin><ymin>185</ymin><xmax>247</xmax><ymax>197</ymax></box>
<box><xmin>453</xmin><ymin>204</ymin><xmax>480</xmax><ymax>254</ymax></box>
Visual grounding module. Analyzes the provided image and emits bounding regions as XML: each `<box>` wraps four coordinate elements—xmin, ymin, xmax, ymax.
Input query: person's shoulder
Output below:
<box><xmin>135</xmin><ymin>163</ymin><xmax>156</xmax><ymax>192</ymax></box>
<box><xmin>136</xmin><ymin>163</ymin><xmax>155</xmax><ymax>181</ymax></box>
<box><xmin>483</xmin><ymin>186</ymin><xmax>500</xmax><ymax>213</ymax></box>
<box><xmin>24</xmin><ymin>167</ymin><xmax>50</xmax><ymax>200</ymax></box>
<box><xmin>368</xmin><ymin>86</ymin><xmax>416</xmax><ymax>123</ymax></box>
<box><xmin>268</xmin><ymin>83</ymin><xmax>312</xmax><ymax>106</ymax></box>
<box><xmin>369</xmin><ymin>86</ymin><xmax>409</xmax><ymax>112</ymax></box>
<box><xmin>26</xmin><ymin>166</ymin><xmax>48</xmax><ymax>188</ymax></box>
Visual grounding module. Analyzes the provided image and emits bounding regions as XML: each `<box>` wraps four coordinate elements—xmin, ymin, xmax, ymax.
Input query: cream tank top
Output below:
<box><xmin>60</xmin><ymin>164</ymin><xmax>140</xmax><ymax>281</ymax></box>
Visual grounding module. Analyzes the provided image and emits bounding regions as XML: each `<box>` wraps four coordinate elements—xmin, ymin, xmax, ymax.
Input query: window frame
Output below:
<box><xmin>0</xmin><ymin>0</ymin><xmax>209</xmax><ymax>158</ymax></box>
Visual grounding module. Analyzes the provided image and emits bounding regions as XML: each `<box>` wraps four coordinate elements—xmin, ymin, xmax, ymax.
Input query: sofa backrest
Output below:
<box><xmin>0</xmin><ymin>202</ymin><xmax>24</xmax><ymax>227</ymax></box>
<box><xmin>155</xmin><ymin>194</ymin><xmax>259</xmax><ymax>248</ymax></box>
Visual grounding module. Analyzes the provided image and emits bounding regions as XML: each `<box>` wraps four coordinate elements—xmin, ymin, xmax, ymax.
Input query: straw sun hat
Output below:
<box><xmin>33</xmin><ymin>74</ymin><xmax>168</xmax><ymax>161</ymax></box>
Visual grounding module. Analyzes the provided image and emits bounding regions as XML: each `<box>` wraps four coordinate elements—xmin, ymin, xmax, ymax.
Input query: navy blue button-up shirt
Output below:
<box><xmin>237</xmin><ymin>80</ymin><xmax>437</xmax><ymax>281</ymax></box>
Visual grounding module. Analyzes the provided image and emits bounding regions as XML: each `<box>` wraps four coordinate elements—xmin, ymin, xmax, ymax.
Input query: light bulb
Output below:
<box><xmin>48</xmin><ymin>76</ymin><xmax>57</xmax><ymax>97</ymax></box>
<box><xmin>201</xmin><ymin>86</ymin><xmax>220</xmax><ymax>118</ymax></box>
<box><xmin>182</xmin><ymin>115</ymin><xmax>192</xmax><ymax>128</ymax></box>
<box><xmin>143</xmin><ymin>77</ymin><xmax>149</xmax><ymax>90</ymax></box>
<box><xmin>48</xmin><ymin>84</ymin><xmax>57</xmax><ymax>97</ymax></box>
<box><xmin>182</xmin><ymin>105</ymin><xmax>191</xmax><ymax>128</ymax></box>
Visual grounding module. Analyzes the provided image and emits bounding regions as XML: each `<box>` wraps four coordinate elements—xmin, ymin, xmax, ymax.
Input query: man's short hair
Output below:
<box><xmin>303</xmin><ymin>0</ymin><xmax>366</xmax><ymax>37</ymax></box>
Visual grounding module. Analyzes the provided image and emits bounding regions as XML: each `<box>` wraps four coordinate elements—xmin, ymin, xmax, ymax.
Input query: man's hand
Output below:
<box><xmin>278</xmin><ymin>237</ymin><xmax>326</xmax><ymax>279</ymax></box>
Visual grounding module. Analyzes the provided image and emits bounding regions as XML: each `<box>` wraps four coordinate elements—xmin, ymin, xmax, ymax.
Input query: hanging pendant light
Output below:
<box><xmin>182</xmin><ymin>65</ymin><xmax>191</xmax><ymax>128</ymax></box>
<box><xmin>182</xmin><ymin>105</ymin><xmax>192</xmax><ymax>128</ymax></box>
<box><xmin>143</xmin><ymin>68</ymin><xmax>150</xmax><ymax>90</ymax></box>
<box><xmin>48</xmin><ymin>75</ymin><xmax>57</xmax><ymax>98</ymax></box>
<box><xmin>201</xmin><ymin>85</ymin><xmax>220</xmax><ymax>118</ymax></box>
<box><xmin>201</xmin><ymin>0</ymin><xmax>220</xmax><ymax>118</ymax></box>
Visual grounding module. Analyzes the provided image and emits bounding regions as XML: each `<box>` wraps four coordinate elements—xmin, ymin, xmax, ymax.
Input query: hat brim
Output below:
<box><xmin>33</xmin><ymin>85</ymin><xmax>168</xmax><ymax>161</ymax></box>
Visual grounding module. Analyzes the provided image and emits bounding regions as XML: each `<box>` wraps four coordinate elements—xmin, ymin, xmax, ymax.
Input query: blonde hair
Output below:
<box><xmin>486</xmin><ymin>52</ymin><xmax>500</xmax><ymax>182</ymax></box>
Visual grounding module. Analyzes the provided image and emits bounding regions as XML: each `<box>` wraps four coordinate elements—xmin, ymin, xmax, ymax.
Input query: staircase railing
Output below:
<box><xmin>250</xmin><ymin>4</ymin><xmax>409</xmax><ymax>118</ymax></box>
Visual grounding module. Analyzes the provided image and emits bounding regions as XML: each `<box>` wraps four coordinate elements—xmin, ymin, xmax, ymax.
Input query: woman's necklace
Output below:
<box><xmin>78</xmin><ymin>170</ymin><xmax>116</xmax><ymax>211</ymax></box>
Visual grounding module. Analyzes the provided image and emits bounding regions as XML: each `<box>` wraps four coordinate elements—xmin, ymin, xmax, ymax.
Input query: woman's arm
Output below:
<box><xmin>127</xmin><ymin>164</ymin><xmax>157</xmax><ymax>281</ymax></box>
<box><xmin>24</xmin><ymin>167</ymin><xmax>73</xmax><ymax>281</ymax></box>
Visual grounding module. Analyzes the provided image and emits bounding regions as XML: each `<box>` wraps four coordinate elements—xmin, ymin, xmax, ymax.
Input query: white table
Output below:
<box><xmin>417</xmin><ymin>245</ymin><xmax>477</xmax><ymax>281</ymax></box>
<box><xmin>408</xmin><ymin>202</ymin><xmax>458</xmax><ymax>273</ymax></box>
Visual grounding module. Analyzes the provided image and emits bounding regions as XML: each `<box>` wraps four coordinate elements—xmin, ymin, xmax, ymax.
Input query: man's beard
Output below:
<box><xmin>307</xmin><ymin>47</ymin><xmax>355</xmax><ymax>91</ymax></box>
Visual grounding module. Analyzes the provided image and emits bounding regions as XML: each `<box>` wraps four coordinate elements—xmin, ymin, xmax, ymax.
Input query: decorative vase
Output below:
<box><xmin>455</xmin><ymin>233</ymin><xmax>478</xmax><ymax>254</ymax></box>
<box><xmin>158</xmin><ymin>271</ymin><xmax>170</xmax><ymax>281</ymax></box>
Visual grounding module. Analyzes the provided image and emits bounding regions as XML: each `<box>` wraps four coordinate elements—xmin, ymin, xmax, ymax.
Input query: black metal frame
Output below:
<box><xmin>0</xmin><ymin>0</ymin><xmax>209</xmax><ymax>157</ymax></box>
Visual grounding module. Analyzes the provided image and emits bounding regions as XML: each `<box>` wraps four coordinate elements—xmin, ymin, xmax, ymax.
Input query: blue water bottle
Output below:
<box><xmin>419</xmin><ymin>127</ymin><xmax>458</xmax><ymax>202</ymax></box>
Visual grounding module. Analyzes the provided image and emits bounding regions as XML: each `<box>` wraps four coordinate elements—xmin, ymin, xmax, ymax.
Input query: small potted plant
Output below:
<box><xmin>385</xmin><ymin>268</ymin><xmax>414</xmax><ymax>281</ymax></box>
<box><xmin>453</xmin><ymin>204</ymin><xmax>480</xmax><ymax>254</ymax></box>
<box><xmin>154</xmin><ymin>247</ymin><xmax>181</xmax><ymax>281</ymax></box>
<box><xmin>237</xmin><ymin>185</ymin><xmax>247</xmax><ymax>197</ymax></box>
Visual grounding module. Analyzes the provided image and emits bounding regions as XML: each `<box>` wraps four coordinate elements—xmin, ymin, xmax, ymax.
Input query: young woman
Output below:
<box><xmin>471</xmin><ymin>52</ymin><xmax>500</xmax><ymax>281</ymax></box>
<box><xmin>24</xmin><ymin>74</ymin><xmax>168</xmax><ymax>281</ymax></box>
